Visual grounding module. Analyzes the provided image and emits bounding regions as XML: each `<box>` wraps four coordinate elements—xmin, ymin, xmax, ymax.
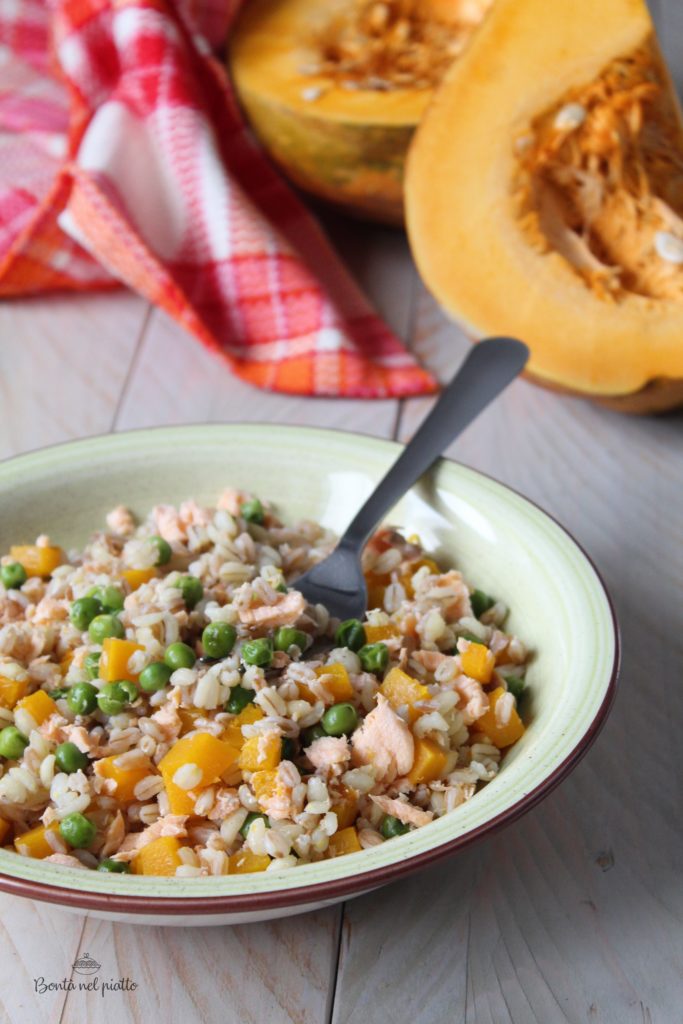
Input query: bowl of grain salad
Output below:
<box><xmin>0</xmin><ymin>425</ymin><xmax>618</xmax><ymax>925</ymax></box>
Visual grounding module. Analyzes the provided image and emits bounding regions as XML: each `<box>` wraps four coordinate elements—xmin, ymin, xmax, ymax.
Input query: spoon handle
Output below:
<box><xmin>339</xmin><ymin>337</ymin><xmax>529</xmax><ymax>552</ymax></box>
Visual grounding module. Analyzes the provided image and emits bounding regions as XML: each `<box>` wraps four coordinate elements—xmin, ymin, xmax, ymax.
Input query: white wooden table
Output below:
<box><xmin>0</xmin><ymin>209</ymin><xmax>681</xmax><ymax>1024</ymax></box>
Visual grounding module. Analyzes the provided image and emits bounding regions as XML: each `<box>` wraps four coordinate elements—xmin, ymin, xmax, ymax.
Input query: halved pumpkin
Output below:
<box><xmin>406</xmin><ymin>0</ymin><xmax>683</xmax><ymax>412</ymax></box>
<box><xmin>228</xmin><ymin>0</ymin><xmax>492</xmax><ymax>225</ymax></box>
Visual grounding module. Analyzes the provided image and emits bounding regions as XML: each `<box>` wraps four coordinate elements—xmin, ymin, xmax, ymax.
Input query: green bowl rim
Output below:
<box><xmin>0</xmin><ymin>424</ymin><xmax>620</xmax><ymax>915</ymax></box>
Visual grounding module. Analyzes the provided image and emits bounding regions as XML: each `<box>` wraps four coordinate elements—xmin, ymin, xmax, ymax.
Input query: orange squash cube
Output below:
<box><xmin>364</xmin><ymin>623</ymin><xmax>400</xmax><ymax>644</ymax></box>
<box><xmin>296</xmin><ymin>681</ymin><xmax>317</xmax><ymax>703</ymax></box>
<box><xmin>15</xmin><ymin>689</ymin><xmax>58</xmax><ymax>727</ymax></box>
<box><xmin>10</xmin><ymin>544</ymin><xmax>63</xmax><ymax>578</ymax></box>
<box><xmin>399</xmin><ymin>557</ymin><xmax>440</xmax><ymax>597</ymax></box>
<box><xmin>0</xmin><ymin>675</ymin><xmax>28</xmax><ymax>709</ymax></box>
<box><xmin>251</xmin><ymin>768</ymin><xmax>290</xmax><ymax>812</ymax></box>
<box><xmin>14</xmin><ymin>821</ymin><xmax>61</xmax><ymax>859</ymax></box>
<box><xmin>59</xmin><ymin>650</ymin><xmax>75</xmax><ymax>676</ymax></box>
<box><xmin>407</xmin><ymin>737</ymin><xmax>449</xmax><ymax>786</ymax></box>
<box><xmin>315</xmin><ymin>663</ymin><xmax>354</xmax><ymax>703</ymax></box>
<box><xmin>238</xmin><ymin>732</ymin><xmax>282</xmax><ymax>773</ymax></box>
<box><xmin>163</xmin><ymin>779</ymin><xmax>196</xmax><ymax>816</ymax></box>
<box><xmin>365</xmin><ymin>571</ymin><xmax>389</xmax><ymax>611</ymax></box>
<box><xmin>331</xmin><ymin>785</ymin><xmax>358</xmax><ymax>830</ymax></box>
<box><xmin>121</xmin><ymin>567</ymin><xmax>158</xmax><ymax>591</ymax></box>
<box><xmin>223</xmin><ymin>704</ymin><xmax>264</xmax><ymax>748</ymax></box>
<box><xmin>460</xmin><ymin>641</ymin><xmax>495</xmax><ymax>684</ymax></box>
<box><xmin>133</xmin><ymin>835</ymin><xmax>183</xmax><ymax>876</ymax></box>
<box><xmin>96</xmin><ymin>754</ymin><xmax>157</xmax><ymax>804</ymax></box>
<box><xmin>380</xmin><ymin>667</ymin><xmax>430</xmax><ymax>722</ymax></box>
<box><xmin>476</xmin><ymin>687</ymin><xmax>525</xmax><ymax>749</ymax></box>
<box><xmin>328</xmin><ymin>826</ymin><xmax>362</xmax><ymax>857</ymax></box>
<box><xmin>0</xmin><ymin>818</ymin><xmax>11</xmax><ymax>846</ymax></box>
<box><xmin>178</xmin><ymin>707</ymin><xmax>205</xmax><ymax>736</ymax></box>
<box><xmin>159</xmin><ymin>733</ymin><xmax>240</xmax><ymax>791</ymax></box>
<box><xmin>229</xmin><ymin>849</ymin><xmax>271</xmax><ymax>874</ymax></box>
<box><xmin>100</xmin><ymin>637</ymin><xmax>144</xmax><ymax>683</ymax></box>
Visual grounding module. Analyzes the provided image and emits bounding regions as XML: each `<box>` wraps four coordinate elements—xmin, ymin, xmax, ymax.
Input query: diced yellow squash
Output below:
<box><xmin>365</xmin><ymin>571</ymin><xmax>389</xmax><ymax>611</ymax></box>
<box><xmin>251</xmin><ymin>768</ymin><xmax>289</xmax><ymax>812</ymax></box>
<box><xmin>364</xmin><ymin>622</ymin><xmax>400</xmax><ymax>644</ymax></box>
<box><xmin>164</xmin><ymin>779</ymin><xmax>196</xmax><ymax>816</ymax></box>
<box><xmin>380</xmin><ymin>667</ymin><xmax>430</xmax><ymax>719</ymax></box>
<box><xmin>96</xmin><ymin>754</ymin><xmax>157</xmax><ymax>804</ymax></box>
<box><xmin>159</xmin><ymin>733</ymin><xmax>240</xmax><ymax>790</ymax></box>
<box><xmin>229</xmin><ymin>849</ymin><xmax>271</xmax><ymax>874</ymax></box>
<box><xmin>399</xmin><ymin>557</ymin><xmax>440</xmax><ymax>597</ymax></box>
<box><xmin>14</xmin><ymin>821</ymin><xmax>61</xmax><ymax>859</ymax></box>
<box><xmin>315</xmin><ymin>663</ymin><xmax>354</xmax><ymax>703</ymax></box>
<box><xmin>133</xmin><ymin>835</ymin><xmax>183</xmax><ymax>876</ymax></box>
<box><xmin>331</xmin><ymin>784</ymin><xmax>358</xmax><ymax>831</ymax></box>
<box><xmin>178</xmin><ymin>707</ymin><xmax>204</xmax><ymax>736</ymax></box>
<box><xmin>407</xmin><ymin>737</ymin><xmax>449</xmax><ymax>786</ymax></box>
<box><xmin>0</xmin><ymin>675</ymin><xmax>28</xmax><ymax>709</ymax></box>
<box><xmin>296</xmin><ymin>681</ymin><xmax>317</xmax><ymax>703</ymax></box>
<box><xmin>328</xmin><ymin>826</ymin><xmax>362</xmax><ymax>857</ymax></box>
<box><xmin>100</xmin><ymin>637</ymin><xmax>144</xmax><ymax>683</ymax></box>
<box><xmin>238</xmin><ymin>732</ymin><xmax>282</xmax><ymax>773</ymax></box>
<box><xmin>460</xmin><ymin>641</ymin><xmax>495</xmax><ymax>684</ymax></box>
<box><xmin>223</xmin><ymin>704</ymin><xmax>264</xmax><ymax>748</ymax></box>
<box><xmin>10</xmin><ymin>545</ymin><xmax>63</xmax><ymax>578</ymax></box>
<box><xmin>476</xmin><ymin>687</ymin><xmax>525</xmax><ymax>749</ymax></box>
<box><xmin>121</xmin><ymin>567</ymin><xmax>158</xmax><ymax>591</ymax></box>
<box><xmin>0</xmin><ymin>818</ymin><xmax>11</xmax><ymax>845</ymax></box>
<box><xmin>15</xmin><ymin>689</ymin><xmax>58</xmax><ymax>727</ymax></box>
<box><xmin>59</xmin><ymin>650</ymin><xmax>75</xmax><ymax>676</ymax></box>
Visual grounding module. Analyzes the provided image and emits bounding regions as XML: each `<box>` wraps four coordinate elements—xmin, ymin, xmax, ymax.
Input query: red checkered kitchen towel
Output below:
<box><xmin>0</xmin><ymin>0</ymin><xmax>436</xmax><ymax>397</ymax></box>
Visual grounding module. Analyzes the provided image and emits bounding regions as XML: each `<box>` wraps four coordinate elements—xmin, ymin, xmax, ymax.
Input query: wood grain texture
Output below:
<box><xmin>0</xmin><ymin>292</ymin><xmax>149</xmax><ymax>460</ymax></box>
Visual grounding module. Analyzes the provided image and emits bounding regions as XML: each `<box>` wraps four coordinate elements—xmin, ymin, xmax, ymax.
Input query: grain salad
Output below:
<box><xmin>0</xmin><ymin>491</ymin><xmax>529</xmax><ymax>877</ymax></box>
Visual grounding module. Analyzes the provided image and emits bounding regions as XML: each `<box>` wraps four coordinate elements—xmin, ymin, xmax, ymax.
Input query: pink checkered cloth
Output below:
<box><xmin>0</xmin><ymin>0</ymin><xmax>436</xmax><ymax>397</ymax></box>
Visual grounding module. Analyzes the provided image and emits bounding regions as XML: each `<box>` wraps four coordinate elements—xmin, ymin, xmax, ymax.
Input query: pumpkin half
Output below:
<box><xmin>228</xmin><ymin>0</ymin><xmax>492</xmax><ymax>226</ymax></box>
<box><xmin>406</xmin><ymin>0</ymin><xmax>683</xmax><ymax>412</ymax></box>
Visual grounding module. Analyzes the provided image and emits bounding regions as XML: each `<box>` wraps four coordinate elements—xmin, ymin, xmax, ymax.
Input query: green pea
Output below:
<box><xmin>55</xmin><ymin>742</ymin><xmax>88</xmax><ymax>774</ymax></box>
<box><xmin>59</xmin><ymin>812</ymin><xmax>96</xmax><ymax>849</ymax></box>
<box><xmin>239</xmin><ymin>811</ymin><xmax>268</xmax><ymax>838</ymax></box>
<box><xmin>0</xmin><ymin>725</ymin><xmax>29</xmax><ymax>759</ymax></box>
<box><xmin>225</xmin><ymin>684</ymin><xmax>255</xmax><ymax>715</ymax></box>
<box><xmin>503</xmin><ymin>675</ymin><xmax>526</xmax><ymax>701</ymax></box>
<box><xmin>69</xmin><ymin>596</ymin><xmax>102</xmax><ymax>631</ymax></box>
<box><xmin>87</xmin><ymin>585</ymin><xmax>124</xmax><ymax>613</ymax></box>
<box><xmin>150</xmin><ymin>535</ymin><xmax>172</xmax><ymax>566</ymax></box>
<box><xmin>322</xmin><ymin>702</ymin><xmax>358</xmax><ymax>737</ymax></box>
<box><xmin>117</xmin><ymin>679</ymin><xmax>139</xmax><ymax>704</ymax></box>
<box><xmin>174</xmin><ymin>575</ymin><xmax>204</xmax><ymax>610</ymax></box>
<box><xmin>241</xmin><ymin>637</ymin><xmax>273</xmax><ymax>668</ymax></box>
<box><xmin>97</xmin><ymin>858</ymin><xmax>131</xmax><ymax>873</ymax></box>
<box><xmin>83</xmin><ymin>652</ymin><xmax>101</xmax><ymax>680</ymax></box>
<box><xmin>470</xmin><ymin>589</ymin><xmax>495</xmax><ymax>619</ymax></box>
<box><xmin>273</xmin><ymin>627</ymin><xmax>308</xmax><ymax>653</ymax></box>
<box><xmin>241</xmin><ymin>498</ymin><xmax>264</xmax><ymax>524</ymax></box>
<box><xmin>334</xmin><ymin>619</ymin><xmax>367</xmax><ymax>652</ymax></box>
<box><xmin>380</xmin><ymin>815</ymin><xmax>410</xmax><ymax>839</ymax></box>
<box><xmin>67</xmin><ymin>682</ymin><xmax>98</xmax><ymax>716</ymax></box>
<box><xmin>275</xmin><ymin>582</ymin><xmax>288</xmax><ymax>594</ymax></box>
<box><xmin>97</xmin><ymin>681</ymin><xmax>135</xmax><ymax>716</ymax></box>
<box><xmin>301</xmin><ymin>723</ymin><xmax>327</xmax><ymax>748</ymax></box>
<box><xmin>139</xmin><ymin>662</ymin><xmax>173</xmax><ymax>693</ymax></box>
<box><xmin>164</xmin><ymin>642</ymin><xmax>196</xmax><ymax>671</ymax></box>
<box><xmin>358</xmin><ymin>642</ymin><xmax>389</xmax><ymax>674</ymax></box>
<box><xmin>0</xmin><ymin>562</ymin><xmax>27</xmax><ymax>590</ymax></box>
<box><xmin>88</xmin><ymin>614</ymin><xmax>124</xmax><ymax>644</ymax></box>
<box><xmin>281</xmin><ymin>737</ymin><xmax>297</xmax><ymax>761</ymax></box>
<box><xmin>202</xmin><ymin>622</ymin><xmax>237</xmax><ymax>659</ymax></box>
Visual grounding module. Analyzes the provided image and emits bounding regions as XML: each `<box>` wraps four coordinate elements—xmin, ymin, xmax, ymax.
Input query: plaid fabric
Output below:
<box><xmin>0</xmin><ymin>0</ymin><xmax>436</xmax><ymax>398</ymax></box>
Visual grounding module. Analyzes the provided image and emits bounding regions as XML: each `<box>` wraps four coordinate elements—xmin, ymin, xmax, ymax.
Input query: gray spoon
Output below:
<box><xmin>294</xmin><ymin>336</ymin><xmax>529</xmax><ymax>621</ymax></box>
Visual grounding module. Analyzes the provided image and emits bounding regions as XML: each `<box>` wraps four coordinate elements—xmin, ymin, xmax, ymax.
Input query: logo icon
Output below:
<box><xmin>72</xmin><ymin>953</ymin><xmax>101</xmax><ymax>977</ymax></box>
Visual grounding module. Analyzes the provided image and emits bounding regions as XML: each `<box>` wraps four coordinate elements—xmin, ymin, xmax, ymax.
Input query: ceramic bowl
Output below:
<box><xmin>0</xmin><ymin>425</ymin><xmax>618</xmax><ymax>926</ymax></box>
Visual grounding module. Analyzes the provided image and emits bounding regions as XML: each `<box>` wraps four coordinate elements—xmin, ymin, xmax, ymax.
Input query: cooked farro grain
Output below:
<box><xmin>0</xmin><ymin>494</ymin><xmax>530</xmax><ymax>876</ymax></box>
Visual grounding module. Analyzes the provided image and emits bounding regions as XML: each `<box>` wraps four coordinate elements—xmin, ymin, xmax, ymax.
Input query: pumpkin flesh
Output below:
<box><xmin>406</xmin><ymin>0</ymin><xmax>683</xmax><ymax>410</ymax></box>
<box><xmin>229</xmin><ymin>0</ymin><xmax>491</xmax><ymax>225</ymax></box>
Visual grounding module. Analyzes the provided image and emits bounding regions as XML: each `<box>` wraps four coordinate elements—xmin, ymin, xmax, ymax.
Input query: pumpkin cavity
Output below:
<box><xmin>514</xmin><ymin>44</ymin><xmax>683</xmax><ymax>303</ymax></box>
<box><xmin>303</xmin><ymin>0</ymin><xmax>492</xmax><ymax>93</ymax></box>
